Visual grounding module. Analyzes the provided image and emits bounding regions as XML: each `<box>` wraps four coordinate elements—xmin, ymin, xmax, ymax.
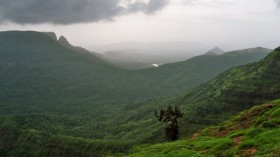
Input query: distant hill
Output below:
<box><xmin>204</xmin><ymin>46</ymin><xmax>224</xmax><ymax>55</ymax></box>
<box><xmin>57</xmin><ymin>35</ymin><xmax>95</xmax><ymax>54</ymax></box>
<box><xmin>0</xmin><ymin>31</ymin><xmax>271</xmax><ymax>116</ymax></box>
<box><xmin>99</xmin><ymin>41</ymin><xmax>209</xmax><ymax>69</ymax></box>
<box><xmin>141</xmin><ymin>47</ymin><xmax>271</xmax><ymax>93</ymax></box>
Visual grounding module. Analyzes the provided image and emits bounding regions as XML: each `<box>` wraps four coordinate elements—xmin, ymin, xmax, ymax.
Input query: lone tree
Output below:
<box><xmin>155</xmin><ymin>106</ymin><xmax>184</xmax><ymax>141</ymax></box>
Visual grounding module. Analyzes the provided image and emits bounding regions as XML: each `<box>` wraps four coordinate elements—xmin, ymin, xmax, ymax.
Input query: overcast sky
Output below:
<box><xmin>0</xmin><ymin>0</ymin><xmax>280</xmax><ymax>51</ymax></box>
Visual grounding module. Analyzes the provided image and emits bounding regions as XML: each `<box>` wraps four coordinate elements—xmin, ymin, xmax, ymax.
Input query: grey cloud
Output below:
<box><xmin>275</xmin><ymin>0</ymin><xmax>280</xmax><ymax>7</ymax></box>
<box><xmin>143</xmin><ymin>0</ymin><xmax>169</xmax><ymax>13</ymax></box>
<box><xmin>0</xmin><ymin>0</ymin><xmax>168</xmax><ymax>25</ymax></box>
<box><xmin>125</xmin><ymin>0</ymin><xmax>168</xmax><ymax>14</ymax></box>
<box><xmin>182</xmin><ymin>0</ymin><xmax>237</xmax><ymax>8</ymax></box>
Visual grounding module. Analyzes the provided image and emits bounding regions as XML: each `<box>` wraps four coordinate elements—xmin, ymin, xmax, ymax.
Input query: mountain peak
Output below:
<box><xmin>58</xmin><ymin>35</ymin><xmax>71</xmax><ymax>47</ymax></box>
<box><xmin>209</xmin><ymin>46</ymin><xmax>224</xmax><ymax>54</ymax></box>
<box><xmin>57</xmin><ymin>35</ymin><xmax>91</xmax><ymax>54</ymax></box>
<box><xmin>204</xmin><ymin>46</ymin><xmax>224</xmax><ymax>55</ymax></box>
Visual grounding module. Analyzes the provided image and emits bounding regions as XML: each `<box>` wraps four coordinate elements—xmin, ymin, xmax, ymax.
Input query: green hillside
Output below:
<box><xmin>140</xmin><ymin>46</ymin><xmax>271</xmax><ymax>92</ymax></box>
<box><xmin>114</xmin><ymin>47</ymin><xmax>280</xmax><ymax>141</ymax></box>
<box><xmin>174</xmin><ymin>46</ymin><xmax>280</xmax><ymax>134</ymax></box>
<box><xmin>0</xmin><ymin>31</ymin><xmax>278</xmax><ymax>156</ymax></box>
<box><xmin>1</xmin><ymin>100</ymin><xmax>279</xmax><ymax>156</ymax></box>
<box><xmin>0</xmin><ymin>117</ymin><xmax>132</xmax><ymax>157</ymax></box>
<box><xmin>125</xmin><ymin>100</ymin><xmax>280</xmax><ymax>156</ymax></box>
<box><xmin>0</xmin><ymin>31</ymin><xmax>271</xmax><ymax>140</ymax></box>
<box><xmin>108</xmin><ymin>46</ymin><xmax>280</xmax><ymax>144</ymax></box>
<box><xmin>0</xmin><ymin>31</ymin><xmax>270</xmax><ymax>116</ymax></box>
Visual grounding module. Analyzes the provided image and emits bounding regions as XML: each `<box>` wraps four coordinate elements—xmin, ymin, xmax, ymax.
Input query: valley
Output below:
<box><xmin>0</xmin><ymin>31</ymin><xmax>279</xmax><ymax>157</ymax></box>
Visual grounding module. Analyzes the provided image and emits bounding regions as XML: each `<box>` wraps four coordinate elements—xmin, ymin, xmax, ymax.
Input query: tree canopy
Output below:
<box><xmin>155</xmin><ymin>106</ymin><xmax>184</xmax><ymax>141</ymax></box>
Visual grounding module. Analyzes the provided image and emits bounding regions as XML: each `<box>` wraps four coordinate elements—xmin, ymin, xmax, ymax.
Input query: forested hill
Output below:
<box><xmin>0</xmin><ymin>31</ymin><xmax>271</xmax><ymax>115</ymax></box>
<box><xmin>173</xmin><ymin>46</ymin><xmax>280</xmax><ymax>134</ymax></box>
<box><xmin>0</xmin><ymin>31</ymin><xmax>122</xmax><ymax>115</ymax></box>
<box><xmin>138</xmin><ymin>46</ymin><xmax>271</xmax><ymax>92</ymax></box>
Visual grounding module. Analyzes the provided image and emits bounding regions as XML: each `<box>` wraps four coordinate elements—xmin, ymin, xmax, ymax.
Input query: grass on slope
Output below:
<box><xmin>125</xmin><ymin>100</ymin><xmax>280</xmax><ymax>157</ymax></box>
<box><xmin>172</xmin><ymin>47</ymin><xmax>280</xmax><ymax>136</ymax></box>
<box><xmin>0</xmin><ymin>118</ymin><xmax>132</xmax><ymax>157</ymax></box>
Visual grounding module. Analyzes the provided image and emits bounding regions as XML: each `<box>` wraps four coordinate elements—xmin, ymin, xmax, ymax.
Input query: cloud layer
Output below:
<box><xmin>0</xmin><ymin>0</ymin><xmax>168</xmax><ymax>25</ymax></box>
<box><xmin>276</xmin><ymin>0</ymin><xmax>280</xmax><ymax>7</ymax></box>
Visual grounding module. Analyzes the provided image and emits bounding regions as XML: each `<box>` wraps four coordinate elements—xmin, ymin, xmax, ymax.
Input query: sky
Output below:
<box><xmin>0</xmin><ymin>0</ymin><xmax>280</xmax><ymax>51</ymax></box>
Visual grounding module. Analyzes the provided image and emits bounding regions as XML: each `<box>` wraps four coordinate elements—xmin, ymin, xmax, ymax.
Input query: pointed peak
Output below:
<box><xmin>204</xmin><ymin>46</ymin><xmax>224</xmax><ymax>55</ymax></box>
<box><xmin>58</xmin><ymin>35</ymin><xmax>73</xmax><ymax>48</ymax></box>
<box><xmin>58</xmin><ymin>35</ymin><xmax>68</xmax><ymax>43</ymax></box>
<box><xmin>209</xmin><ymin>46</ymin><xmax>224</xmax><ymax>53</ymax></box>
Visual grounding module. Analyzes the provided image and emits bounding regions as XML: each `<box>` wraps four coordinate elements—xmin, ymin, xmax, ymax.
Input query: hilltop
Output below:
<box><xmin>204</xmin><ymin>46</ymin><xmax>224</xmax><ymax>55</ymax></box>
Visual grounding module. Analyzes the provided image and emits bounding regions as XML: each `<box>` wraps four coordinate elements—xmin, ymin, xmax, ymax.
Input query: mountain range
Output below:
<box><xmin>0</xmin><ymin>31</ymin><xmax>279</xmax><ymax>156</ymax></box>
<box><xmin>98</xmin><ymin>41</ymin><xmax>210</xmax><ymax>69</ymax></box>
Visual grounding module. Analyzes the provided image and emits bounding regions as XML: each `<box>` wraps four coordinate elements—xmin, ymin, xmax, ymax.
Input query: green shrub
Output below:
<box><xmin>228</xmin><ymin>130</ymin><xmax>245</xmax><ymax>138</ymax></box>
<box><xmin>213</xmin><ymin>139</ymin><xmax>233</xmax><ymax>151</ymax></box>
<box><xmin>218</xmin><ymin>126</ymin><xmax>226</xmax><ymax>131</ymax></box>
<box><xmin>271</xmin><ymin>108</ymin><xmax>280</xmax><ymax>118</ymax></box>
<box><xmin>222</xmin><ymin>149</ymin><xmax>235</xmax><ymax>157</ymax></box>
<box><xmin>254</xmin><ymin>116</ymin><xmax>266</xmax><ymax>126</ymax></box>
<box><xmin>246</xmin><ymin>128</ymin><xmax>263</xmax><ymax>138</ymax></box>
<box><xmin>238</xmin><ymin>140</ymin><xmax>255</xmax><ymax>149</ymax></box>
<box><xmin>262</xmin><ymin>121</ymin><xmax>278</xmax><ymax>129</ymax></box>
<box><xmin>216</xmin><ymin>149</ymin><xmax>235</xmax><ymax>157</ymax></box>
<box><xmin>258</xmin><ymin>108</ymin><xmax>269</xmax><ymax>116</ymax></box>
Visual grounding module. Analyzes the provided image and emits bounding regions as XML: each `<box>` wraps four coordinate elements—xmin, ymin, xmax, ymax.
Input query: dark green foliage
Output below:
<box><xmin>0</xmin><ymin>121</ymin><xmax>132</xmax><ymax>157</ymax></box>
<box><xmin>155</xmin><ymin>106</ymin><xmax>183</xmax><ymax>141</ymax></box>
<box><xmin>247</xmin><ymin>128</ymin><xmax>263</xmax><ymax>138</ymax></box>
<box><xmin>262</xmin><ymin>121</ymin><xmax>278</xmax><ymax>129</ymax></box>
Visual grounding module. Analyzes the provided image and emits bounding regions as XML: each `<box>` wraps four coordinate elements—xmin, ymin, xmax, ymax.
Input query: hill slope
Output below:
<box><xmin>110</xmin><ymin>46</ymin><xmax>280</xmax><ymax>143</ymax></box>
<box><xmin>140</xmin><ymin>47</ymin><xmax>271</xmax><ymax>93</ymax></box>
<box><xmin>0</xmin><ymin>31</ymin><xmax>123</xmax><ymax>115</ymax></box>
<box><xmin>126</xmin><ymin>100</ymin><xmax>280</xmax><ymax>156</ymax></box>
<box><xmin>0</xmin><ymin>31</ymin><xmax>271</xmax><ymax>116</ymax></box>
<box><xmin>171</xmin><ymin>46</ymin><xmax>280</xmax><ymax>135</ymax></box>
